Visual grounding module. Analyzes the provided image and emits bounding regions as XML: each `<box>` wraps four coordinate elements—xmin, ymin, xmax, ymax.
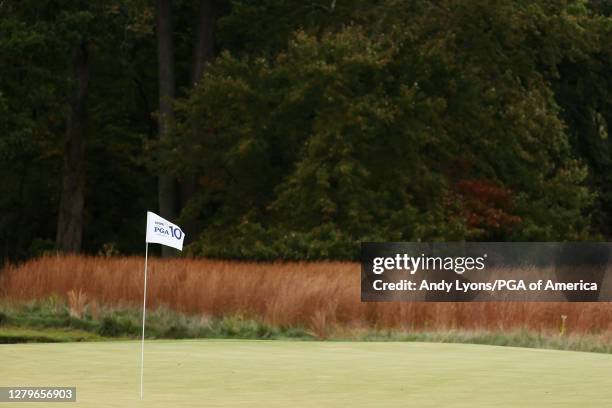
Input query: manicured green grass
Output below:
<box><xmin>2</xmin><ymin>340</ymin><xmax>612</xmax><ymax>407</ymax></box>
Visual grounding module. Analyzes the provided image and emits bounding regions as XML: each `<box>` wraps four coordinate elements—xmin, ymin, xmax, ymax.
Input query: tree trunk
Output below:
<box><xmin>191</xmin><ymin>0</ymin><xmax>215</xmax><ymax>88</ymax></box>
<box><xmin>180</xmin><ymin>0</ymin><xmax>217</xmax><ymax>244</ymax></box>
<box><xmin>56</xmin><ymin>41</ymin><xmax>89</xmax><ymax>253</ymax></box>
<box><xmin>156</xmin><ymin>0</ymin><xmax>177</xmax><ymax>256</ymax></box>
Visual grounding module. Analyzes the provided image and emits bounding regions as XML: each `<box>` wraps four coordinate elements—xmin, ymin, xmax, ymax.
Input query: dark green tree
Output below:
<box><xmin>173</xmin><ymin>0</ymin><xmax>604</xmax><ymax>259</ymax></box>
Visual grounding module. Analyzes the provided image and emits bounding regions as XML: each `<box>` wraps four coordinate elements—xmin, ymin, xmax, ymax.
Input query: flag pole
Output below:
<box><xmin>140</xmin><ymin>242</ymin><xmax>149</xmax><ymax>399</ymax></box>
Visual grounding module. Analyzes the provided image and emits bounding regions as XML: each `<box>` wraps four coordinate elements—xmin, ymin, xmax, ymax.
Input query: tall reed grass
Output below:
<box><xmin>1</xmin><ymin>255</ymin><xmax>611</xmax><ymax>335</ymax></box>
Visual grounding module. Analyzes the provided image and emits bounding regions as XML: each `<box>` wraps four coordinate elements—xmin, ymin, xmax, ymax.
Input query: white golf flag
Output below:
<box><xmin>145</xmin><ymin>211</ymin><xmax>185</xmax><ymax>251</ymax></box>
<box><xmin>141</xmin><ymin>211</ymin><xmax>185</xmax><ymax>399</ymax></box>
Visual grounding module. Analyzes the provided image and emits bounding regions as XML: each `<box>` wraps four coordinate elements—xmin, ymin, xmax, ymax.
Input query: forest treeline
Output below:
<box><xmin>1</xmin><ymin>0</ymin><xmax>611</xmax><ymax>261</ymax></box>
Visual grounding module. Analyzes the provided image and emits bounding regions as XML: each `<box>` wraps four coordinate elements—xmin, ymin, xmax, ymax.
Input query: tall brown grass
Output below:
<box><xmin>1</xmin><ymin>254</ymin><xmax>611</xmax><ymax>335</ymax></box>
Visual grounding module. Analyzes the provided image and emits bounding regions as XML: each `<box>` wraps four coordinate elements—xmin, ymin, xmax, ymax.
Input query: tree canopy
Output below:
<box><xmin>1</xmin><ymin>0</ymin><xmax>611</xmax><ymax>261</ymax></box>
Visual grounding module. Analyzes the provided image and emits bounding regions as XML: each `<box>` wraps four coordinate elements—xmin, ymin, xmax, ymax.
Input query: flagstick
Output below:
<box><xmin>140</xmin><ymin>242</ymin><xmax>149</xmax><ymax>400</ymax></box>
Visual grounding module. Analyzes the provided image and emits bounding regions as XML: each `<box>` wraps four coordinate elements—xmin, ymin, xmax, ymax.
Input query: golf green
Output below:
<box><xmin>1</xmin><ymin>340</ymin><xmax>611</xmax><ymax>407</ymax></box>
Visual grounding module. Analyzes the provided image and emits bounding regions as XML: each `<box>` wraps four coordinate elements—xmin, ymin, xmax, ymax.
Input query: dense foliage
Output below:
<box><xmin>1</xmin><ymin>1</ymin><xmax>611</xmax><ymax>261</ymax></box>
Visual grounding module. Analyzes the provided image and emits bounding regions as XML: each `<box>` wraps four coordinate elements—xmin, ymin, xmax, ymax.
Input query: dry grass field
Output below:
<box><xmin>1</xmin><ymin>254</ymin><xmax>612</xmax><ymax>335</ymax></box>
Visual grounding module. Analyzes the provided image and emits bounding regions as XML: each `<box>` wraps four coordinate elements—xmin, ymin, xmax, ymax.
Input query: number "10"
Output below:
<box><xmin>169</xmin><ymin>226</ymin><xmax>183</xmax><ymax>240</ymax></box>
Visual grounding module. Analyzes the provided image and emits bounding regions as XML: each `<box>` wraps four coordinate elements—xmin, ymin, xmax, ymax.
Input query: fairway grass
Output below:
<box><xmin>2</xmin><ymin>340</ymin><xmax>612</xmax><ymax>407</ymax></box>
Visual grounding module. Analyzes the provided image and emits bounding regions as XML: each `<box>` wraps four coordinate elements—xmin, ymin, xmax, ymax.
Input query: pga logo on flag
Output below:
<box><xmin>145</xmin><ymin>211</ymin><xmax>185</xmax><ymax>251</ymax></box>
